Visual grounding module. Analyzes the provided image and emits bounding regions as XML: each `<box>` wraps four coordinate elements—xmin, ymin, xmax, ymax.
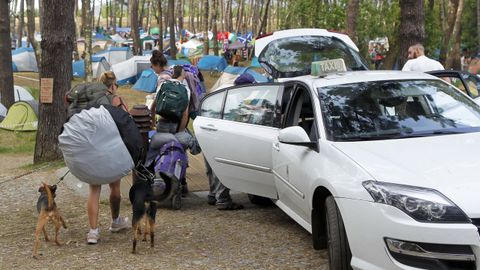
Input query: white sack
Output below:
<box><xmin>59</xmin><ymin>106</ymin><xmax>134</xmax><ymax>185</ymax></box>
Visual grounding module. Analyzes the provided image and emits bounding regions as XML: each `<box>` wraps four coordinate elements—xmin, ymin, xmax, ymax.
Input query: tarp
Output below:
<box><xmin>133</xmin><ymin>68</ymin><xmax>158</xmax><ymax>93</ymax></box>
<box><xmin>180</xmin><ymin>38</ymin><xmax>203</xmax><ymax>58</ymax></box>
<box><xmin>11</xmin><ymin>47</ymin><xmax>38</xmax><ymax>72</ymax></box>
<box><xmin>94</xmin><ymin>47</ymin><xmax>133</xmax><ymax>65</ymax></box>
<box><xmin>0</xmin><ymin>100</ymin><xmax>38</xmax><ymax>131</ymax></box>
<box><xmin>73</xmin><ymin>56</ymin><xmax>111</xmax><ymax>79</ymax></box>
<box><xmin>197</xmin><ymin>55</ymin><xmax>228</xmax><ymax>72</ymax></box>
<box><xmin>150</xmin><ymin>27</ymin><xmax>160</xmax><ymax>35</ymax></box>
<box><xmin>59</xmin><ymin>106</ymin><xmax>135</xmax><ymax>185</ymax></box>
<box><xmin>211</xmin><ymin>66</ymin><xmax>269</xmax><ymax>92</ymax></box>
<box><xmin>111</xmin><ymin>55</ymin><xmax>151</xmax><ymax>85</ymax></box>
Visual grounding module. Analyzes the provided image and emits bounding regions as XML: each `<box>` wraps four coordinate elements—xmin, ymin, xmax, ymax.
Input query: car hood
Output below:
<box><xmin>332</xmin><ymin>133</ymin><xmax>480</xmax><ymax>217</ymax></box>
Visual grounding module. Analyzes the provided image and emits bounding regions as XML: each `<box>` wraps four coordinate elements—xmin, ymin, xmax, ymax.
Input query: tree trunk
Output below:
<box><xmin>17</xmin><ymin>0</ymin><xmax>24</xmax><ymax>48</ymax></box>
<box><xmin>131</xmin><ymin>0</ymin><xmax>141</xmax><ymax>55</ymax></box>
<box><xmin>119</xmin><ymin>0</ymin><xmax>124</xmax><ymax>27</ymax></box>
<box><xmin>26</xmin><ymin>0</ymin><xmax>41</xmax><ymax>72</ymax></box>
<box><xmin>212</xmin><ymin>0</ymin><xmax>219</xmax><ymax>55</ymax></box>
<box><xmin>203</xmin><ymin>0</ymin><xmax>209</xmax><ymax>55</ymax></box>
<box><xmin>345</xmin><ymin>0</ymin><xmax>360</xmax><ymax>43</ymax></box>
<box><xmin>257</xmin><ymin>0</ymin><xmax>270</xmax><ymax>36</ymax></box>
<box><xmin>197</xmin><ymin>0</ymin><xmax>202</xmax><ymax>33</ymax></box>
<box><xmin>92</xmin><ymin>0</ymin><xmax>96</xmax><ymax>30</ymax></box>
<box><xmin>445</xmin><ymin>0</ymin><xmax>464</xmax><ymax>69</ymax></box>
<box><xmin>157</xmin><ymin>0</ymin><xmax>163</xmax><ymax>49</ymax></box>
<box><xmin>146</xmin><ymin>0</ymin><xmax>152</xmax><ymax>32</ymax></box>
<box><xmin>176</xmin><ymin>0</ymin><xmax>183</xmax><ymax>39</ymax></box>
<box><xmin>81</xmin><ymin>0</ymin><xmax>87</xmax><ymax>36</ymax></box>
<box><xmin>477</xmin><ymin>0</ymin><xmax>480</xmax><ymax>51</ymax></box>
<box><xmin>34</xmin><ymin>0</ymin><xmax>75</xmax><ymax>163</ymax></box>
<box><xmin>111</xmin><ymin>0</ymin><xmax>116</xmax><ymax>33</ymax></box>
<box><xmin>106</xmin><ymin>0</ymin><xmax>110</xmax><ymax>30</ymax></box>
<box><xmin>0</xmin><ymin>0</ymin><xmax>14</xmax><ymax>109</ymax></box>
<box><xmin>228</xmin><ymin>0</ymin><xmax>233</xmax><ymax>32</ymax></box>
<box><xmin>439</xmin><ymin>0</ymin><xmax>458</xmax><ymax>65</ymax></box>
<box><xmin>189</xmin><ymin>0</ymin><xmax>195</xmax><ymax>33</ymax></box>
<box><xmin>83</xmin><ymin>0</ymin><xmax>93</xmax><ymax>81</ymax></box>
<box><xmin>236</xmin><ymin>0</ymin><xmax>244</xmax><ymax>33</ymax></box>
<box><xmin>220</xmin><ymin>0</ymin><xmax>224</xmax><ymax>32</ymax></box>
<box><xmin>98</xmin><ymin>0</ymin><xmax>103</xmax><ymax>31</ymax></box>
<box><xmin>139</xmin><ymin>0</ymin><xmax>145</xmax><ymax>28</ymax></box>
<box><xmin>168</xmin><ymin>0</ymin><xmax>176</xmax><ymax>57</ymax></box>
<box><xmin>398</xmin><ymin>0</ymin><xmax>425</xmax><ymax>68</ymax></box>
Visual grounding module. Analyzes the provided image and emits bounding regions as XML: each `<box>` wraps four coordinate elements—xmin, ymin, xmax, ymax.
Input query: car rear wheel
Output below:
<box><xmin>325</xmin><ymin>196</ymin><xmax>352</xmax><ymax>270</ymax></box>
<box><xmin>247</xmin><ymin>194</ymin><xmax>274</xmax><ymax>206</ymax></box>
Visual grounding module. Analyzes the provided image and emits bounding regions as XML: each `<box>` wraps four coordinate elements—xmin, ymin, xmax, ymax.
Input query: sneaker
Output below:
<box><xmin>109</xmin><ymin>217</ymin><xmax>131</xmax><ymax>233</ymax></box>
<box><xmin>207</xmin><ymin>195</ymin><xmax>217</xmax><ymax>205</ymax></box>
<box><xmin>86</xmin><ymin>231</ymin><xmax>99</xmax><ymax>244</ymax></box>
<box><xmin>217</xmin><ymin>202</ymin><xmax>244</xmax><ymax>211</ymax></box>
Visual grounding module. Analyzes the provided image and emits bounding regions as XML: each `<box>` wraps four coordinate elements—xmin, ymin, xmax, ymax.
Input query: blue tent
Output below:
<box><xmin>11</xmin><ymin>47</ymin><xmax>38</xmax><ymax>72</ymax></box>
<box><xmin>222</xmin><ymin>66</ymin><xmax>268</xmax><ymax>82</ymax></box>
<box><xmin>133</xmin><ymin>69</ymin><xmax>158</xmax><ymax>93</ymax></box>
<box><xmin>197</xmin><ymin>55</ymin><xmax>228</xmax><ymax>72</ymax></box>
<box><xmin>72</xmin><ymin>56</ymin><xmax>111</xmax><ymax>79</ymax></box>
<box><xmin>250</xmin><ymin>57</ymin><xmax>261</xmax><ymax>68</ymax></box>
<box><xmin>167</xmin><ymin>59</ymin><xmax>191</xmax><ymax>66</ymax></box>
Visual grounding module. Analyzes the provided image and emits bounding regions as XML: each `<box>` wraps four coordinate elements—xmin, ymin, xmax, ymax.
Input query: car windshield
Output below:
<box><xmin>258</xmin><ymin>36</ymin><xmax>368</xmax><ymax>78</ymax></box>
<box><xmin>318</xmin><ymin>79</ymin><xmax>480</xmax><ymax>141</ymax></box>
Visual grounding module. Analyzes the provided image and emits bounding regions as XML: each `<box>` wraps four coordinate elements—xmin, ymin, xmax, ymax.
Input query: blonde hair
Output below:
<box><xmin>99</xmin><ymin>71</ymin><xmax>117</xmax><ymax>88</ymax></box>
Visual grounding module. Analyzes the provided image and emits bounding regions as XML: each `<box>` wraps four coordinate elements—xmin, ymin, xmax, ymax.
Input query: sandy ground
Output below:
<box><xmin>0</xmin><ymin>153</ymin><xmax>329</xmax><ymax>269</ymax></box>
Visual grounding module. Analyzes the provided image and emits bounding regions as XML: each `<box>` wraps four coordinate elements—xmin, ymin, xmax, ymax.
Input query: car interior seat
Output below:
<box><xmin>405</xmin><ymin>97</ymin><xmax>426</xmax><ymax>117</ymax></box>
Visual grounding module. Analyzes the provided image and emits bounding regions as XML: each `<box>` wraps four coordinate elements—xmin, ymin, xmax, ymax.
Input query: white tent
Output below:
<box><xmin>111</xmin><ymin>56</ymin><xmax>151</xmax><ymax>85</ymax></box>
<box><xmin>92</xmin><ymin>57</ymin><xmax>111</xmax><ymax>79</ymax></box>
<box><xmin>12</xmin><ymin>47</ymin><xmax>38</xmax><ymax>72</ymax></box>
<box><xmin>94</xmin><ymin>47</ymin><xmax>133</xmax><ymax>65</ymax></box>
<box><xmin>14</xmin><ymin>85</ymin><xmax>34</xmax><ymax>101</ymax></box>
<box><xmin>0</xmin><ymin>102</ymin><xmax>6</xmax><ymax>121</ymax></box>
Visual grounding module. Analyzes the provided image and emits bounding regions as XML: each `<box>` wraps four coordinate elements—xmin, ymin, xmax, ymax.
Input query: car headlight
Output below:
<box><xmin>362</xmin><ymin>181</ymin><xmax>469</xmax><ymax>223</ymax></box>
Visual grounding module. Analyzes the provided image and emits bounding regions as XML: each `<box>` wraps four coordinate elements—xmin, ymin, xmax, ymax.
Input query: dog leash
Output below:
<box><xmin>55</xmin><ymin>170</ymin><xmax>70</xmax><ymax>186</ymax></box>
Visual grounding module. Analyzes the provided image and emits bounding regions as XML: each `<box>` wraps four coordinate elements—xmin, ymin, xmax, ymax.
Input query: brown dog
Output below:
<box><xmin>33</xmin><ymin>183</ymin><xmax>67</xmax><ymax>259</ymax></box>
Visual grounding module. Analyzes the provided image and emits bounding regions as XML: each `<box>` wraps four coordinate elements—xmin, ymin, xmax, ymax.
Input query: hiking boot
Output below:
<box><xmin>207</xmin><ymin>195</ymin><xmax>217</xmax><ymax>205</ymax></box>
<box><xmin>217</xmin><ymin>202</ymin><xmax>244</xmax><ymax>211</ymax></box>
<box><xmin>86</xmin><ymin>231</ymin><xmax>99</xmax><ymax>245</ymax></box>
<box><xmin>109</xmin><ymin>217</ymin><xmax>131</xmax><ymax>233</ymax></box>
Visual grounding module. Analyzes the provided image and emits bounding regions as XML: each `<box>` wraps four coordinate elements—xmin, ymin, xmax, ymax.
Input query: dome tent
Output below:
<box><xmin>0</xmin><ymin>100</ymin><xmax>38</xmax><ymax>131</ymax></box>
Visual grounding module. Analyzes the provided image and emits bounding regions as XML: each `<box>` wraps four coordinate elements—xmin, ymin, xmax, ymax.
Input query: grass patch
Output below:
<box><xmin>0</xmin><ymin>129</ymin><xmax>36</xmax><ymax>154</ymax></box>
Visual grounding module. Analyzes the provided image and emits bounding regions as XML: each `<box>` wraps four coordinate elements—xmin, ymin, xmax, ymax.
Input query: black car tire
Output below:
<box><xmin>247</xmin><ymin>194</ymin><xmax>274</xmax><ymax>206</ymax></box>
<box><xmin>325</xmin><ymin>196</ymin><xmax>352</xmax><ymax>270</ymax></box>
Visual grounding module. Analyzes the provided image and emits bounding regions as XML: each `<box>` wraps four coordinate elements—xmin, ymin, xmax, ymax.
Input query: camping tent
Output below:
<box><xmin>197</xmin><ymin>55</ymin><xmax>228</xmax><ymax>72</ymax></box>
<box><xmin>94</xmin><ymin>47</ymin><xmax>133</xmax><ymax>65</ymax></box>
<box><xmin>133</xmin><ymin>68</ymin><xmax>158</xmax><ymax>93</ymax></box>
<box><xmin>180</xmin><ymin>39</ymin><xmax>203</xmax><ymax>58</ymax></box>
<box><xmin>210</xmin><ymin>66</ymin><xmax>269</xmax><ymax>92</ymax></box>
<box><xmin>111</xmin><ymin>55</ymin><xmax>151</xmax><ymax>85</ymax></box>
<box><xmin>0</xmin><ymin>102</ymin><xmax>6</xmax><ymax>122</ymax></box>
<box><xmin>0</xmin><ymin>100</ymin><xmax>38</xmax><ymax>131</ymax></box>
<box><xmin>11</xmin><ymin>47</ymin><xmax>38</xmax><ymax>72</ymax></box>
<box><xmin>1</xmin><ymin>85</ymin><xmax>34</xmax><ymax>102</ymax></box>
<box><xmin>73</xmin><ymin>56</ymin><xmax>111</xmax><ymax>79</ymax></box>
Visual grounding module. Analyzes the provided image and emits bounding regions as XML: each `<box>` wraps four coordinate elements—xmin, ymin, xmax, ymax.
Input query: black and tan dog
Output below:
<box><xmin>33</xmin><ymin>183</ymin><xmax>67</xmax><ymax>259</ymax></box>
<box><xmin>129</xmin><ymin>171</ymin><xmax>157</xmax><ymax>254</ymax></box>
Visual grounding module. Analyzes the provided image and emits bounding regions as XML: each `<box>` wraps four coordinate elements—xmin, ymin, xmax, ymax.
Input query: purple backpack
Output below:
<box><xmin>154</xmin><ymin>140</ymin><xmax>188</xmax><ymax>181</ymax></box>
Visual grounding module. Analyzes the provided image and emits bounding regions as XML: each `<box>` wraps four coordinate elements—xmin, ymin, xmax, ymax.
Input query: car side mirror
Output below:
<box><xmin>278</xmin><ymin>126</ymin><xmax>317</xmax><ymax>150</ymax></box>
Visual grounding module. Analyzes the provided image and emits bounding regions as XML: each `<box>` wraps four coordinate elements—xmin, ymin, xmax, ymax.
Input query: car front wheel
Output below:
<box><xmin>325</xmin><ymin>196</ymin><xmax>352</xmax><ymax>270</ymax></box>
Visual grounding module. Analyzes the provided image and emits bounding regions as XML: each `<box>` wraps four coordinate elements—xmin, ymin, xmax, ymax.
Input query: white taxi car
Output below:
<box><xmin>193</xmin><ymin>29</ymin><xmax>480</xmax><ymax>270</ymax></box>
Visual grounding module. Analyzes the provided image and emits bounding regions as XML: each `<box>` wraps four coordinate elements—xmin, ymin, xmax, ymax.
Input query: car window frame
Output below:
<box><xmin>199</xmin><ymin>82</ymin><xmax>285</xmax><ymax>128</ymax></box>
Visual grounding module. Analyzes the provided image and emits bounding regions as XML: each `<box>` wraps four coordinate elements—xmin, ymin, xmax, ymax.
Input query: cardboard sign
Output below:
<box><xmin>40</xmin><ymin>78</ymin><xmax>53</xmax><ymax>104</ymax></box>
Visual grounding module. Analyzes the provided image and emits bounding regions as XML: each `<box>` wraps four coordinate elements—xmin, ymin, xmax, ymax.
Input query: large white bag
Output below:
<box><xmin>59</xmin><ymin>106</ymin><xmax>134</xmax><ymax>185</ymax></box>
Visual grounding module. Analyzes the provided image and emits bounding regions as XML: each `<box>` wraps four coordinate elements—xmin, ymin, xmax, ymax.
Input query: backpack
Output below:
<box><xmin>155</xmin><ymin>80</ymin><xmax>189</xmax><ymax>121</ymax></box>
<box><xmin>66</xmin><ymin>82</ymin><xmax>114</xmax><ymax>118</ymax></box>
<box><xmin>154</xmin><ymin>140</ymin><xmax>188</xmax><ymax>182</ymax></box>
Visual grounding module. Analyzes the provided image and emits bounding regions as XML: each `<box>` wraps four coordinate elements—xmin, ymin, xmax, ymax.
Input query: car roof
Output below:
<box><xmin>254</xmin><ymin>28</ymin><xmax>359</xmax><ymax>58</ymax></box>
<box><xmin>276</xmin><ymin>71</ymin><xmax>442</xmax><ymax>88</ymax></box>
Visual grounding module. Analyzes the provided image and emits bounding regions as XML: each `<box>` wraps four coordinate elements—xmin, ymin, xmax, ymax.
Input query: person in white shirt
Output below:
<box><xmin>402</xmin><ymin>43</ymin><xmax>444</xmax><ymax>72</ymax></box>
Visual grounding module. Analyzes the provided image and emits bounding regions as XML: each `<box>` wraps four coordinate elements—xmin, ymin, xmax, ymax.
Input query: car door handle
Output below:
<box><xmin>199</xmin><ymin>125</ymin><xmax>218</xmax><ymax>132</ymax></box>
<box><xmin>273</xmin><ymin>142</ymin><xmax>280</xmax><ymax>151</ymax></box>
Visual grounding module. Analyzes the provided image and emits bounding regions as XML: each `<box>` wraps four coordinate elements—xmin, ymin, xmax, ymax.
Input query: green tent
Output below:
<box><xmin>150</xmin><ymin>27</ymin><xmax>160</xmax><ymax>35</ymax></box>
<box><xmin>0</xmin><ymin>100</ymin><xmax>38</xmax><ymax>131</ymax></box>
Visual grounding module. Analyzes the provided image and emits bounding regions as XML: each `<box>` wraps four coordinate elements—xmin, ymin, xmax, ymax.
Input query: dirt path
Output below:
<box><xmin>0</xmin><ymin>154</ymin><xmax>328</xmax><ymax>269</ymax></box>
